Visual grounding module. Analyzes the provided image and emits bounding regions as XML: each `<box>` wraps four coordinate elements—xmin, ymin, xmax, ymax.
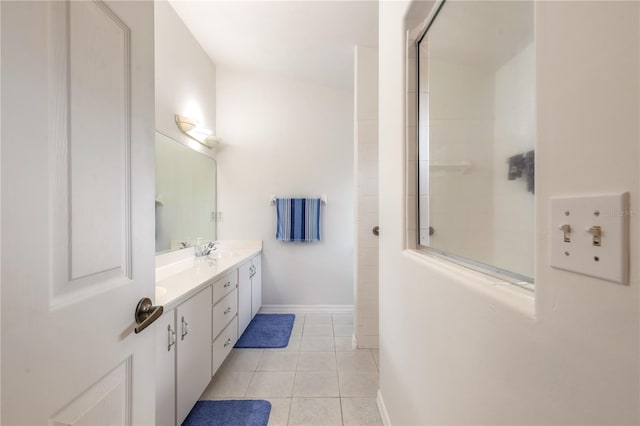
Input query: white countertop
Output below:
<box><xmin>155</xmin><ymin>240</ymin><xmax>262</xmax><ymax>310</ymax></box>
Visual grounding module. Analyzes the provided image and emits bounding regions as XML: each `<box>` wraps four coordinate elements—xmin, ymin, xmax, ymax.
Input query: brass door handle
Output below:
<box><xmin>134</xmin><ymin>297</ymin><xmax>164</xmax><ymax>334</ymax></box>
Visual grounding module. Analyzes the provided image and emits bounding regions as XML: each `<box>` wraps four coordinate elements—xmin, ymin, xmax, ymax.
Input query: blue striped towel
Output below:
<box><xmin>275</xmin><ymin>198</ymin><xmax>321</xmax><ymax>242</ymax></box>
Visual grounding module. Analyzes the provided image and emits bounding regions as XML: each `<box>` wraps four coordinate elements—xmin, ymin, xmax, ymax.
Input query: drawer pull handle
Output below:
<box><xmin>168</xmin><ymin>325</ymin><xmax>176</xmax><ymax>351</ymax></box>
<box><xmin>223</xmin><ymin>338</ymin><xmax>232</xmax><ymax>348</ymax></box>
<box><xmin>181</xmin><ymin>316</ymin><xmax>189</xmax><ymax>340</ymax></box>
<box><xmin>224</xmin><ymin>307</ymin><xmax>231</xmax><ymax>315</ymax></box>
<box><xmin>223</xmin><ymin>281</ymin><xmax>231</xmax><ymax>288</ymax></box>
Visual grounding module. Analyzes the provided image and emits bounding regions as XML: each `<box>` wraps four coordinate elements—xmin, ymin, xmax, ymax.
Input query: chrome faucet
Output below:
<box><xmin>200</xmin><ymin>241</ymin><xmax>219</xmax><ymax>257</ymax></box>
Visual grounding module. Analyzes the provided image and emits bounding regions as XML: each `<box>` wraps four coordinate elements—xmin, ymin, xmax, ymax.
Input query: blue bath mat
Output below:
<box><xmin>182</xmin><ymin>400</ymin><xmax>271</xmax><ymax>426</ymax></box>
<box><xmin>235</xmin><ymin>314</ymin><xmax>295</xmax><ymax>348</ymax></box>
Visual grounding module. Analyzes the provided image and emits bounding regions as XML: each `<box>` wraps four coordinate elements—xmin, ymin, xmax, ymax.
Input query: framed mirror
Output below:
<box><xmin>155</xmin><ymin>131</ymin><xmax>217</xmax><ymax>254</ymax></box>
<box><xmin>417</xmin><ymin>0</ymin><xmax>535</xmax><ymax>284</ymax></box>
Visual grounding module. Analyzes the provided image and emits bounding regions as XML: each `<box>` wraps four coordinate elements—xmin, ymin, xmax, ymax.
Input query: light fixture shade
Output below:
<box><xmin>175</xmin><ymin>114</ymin><xmax>198</xmax><ymax>133</ymax></box>
<box><xmin>174</xmin><ymin>114</ymin><xmax>221</xmax><ymax>148</ymax></box>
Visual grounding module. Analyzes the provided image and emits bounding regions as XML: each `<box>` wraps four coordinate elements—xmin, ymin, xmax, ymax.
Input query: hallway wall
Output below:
<box><xmin>378</xmin><ymin>1</ymin><xmax>639</xmax><ymax>424</ymax></box>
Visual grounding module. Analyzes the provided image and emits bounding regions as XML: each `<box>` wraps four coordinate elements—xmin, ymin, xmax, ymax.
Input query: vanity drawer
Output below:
<box><xmin>212</xmin><ymin>288</ymin><xmax>238</xmax><ymax>339</ymax></box>
<box><xmin>212</xmin><ymin>316</ymin><xmax>238</xmax><ymax>376</ymax></box>
<box><xmin>211</xmin><ymin>270</ymin><xmax>238</xmax><ymax>305</ymax></box>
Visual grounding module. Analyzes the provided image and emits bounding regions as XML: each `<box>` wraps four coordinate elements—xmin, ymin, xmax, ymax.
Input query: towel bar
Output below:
<box><xmin>270</xmin><ymin>195</ymin><xmax>327</xmax><ymax>206</ymax></box>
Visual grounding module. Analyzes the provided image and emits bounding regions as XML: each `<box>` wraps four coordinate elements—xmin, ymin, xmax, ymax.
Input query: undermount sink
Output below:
<box><xmin>155</xmin><ymin>286</ymin><xmax>167</xmax><ymax>299</ymax></box>
<box><xmin>207</xmin><ymin>250</ymin><xmax>237</xmax><ymax>260</ymax></box>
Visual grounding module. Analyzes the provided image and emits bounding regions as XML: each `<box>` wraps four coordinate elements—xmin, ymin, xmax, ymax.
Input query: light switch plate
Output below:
<box><xmin>550</xmin><ymin>193</ymin><xmax>629</xmax><ymax>284</ymax></box>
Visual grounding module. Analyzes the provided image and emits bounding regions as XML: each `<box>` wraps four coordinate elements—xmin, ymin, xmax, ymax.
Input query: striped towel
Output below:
<box><xmin>275</xmin><ymin>198</ymin><xmax>321</xmax><ymax>242</ymax></box>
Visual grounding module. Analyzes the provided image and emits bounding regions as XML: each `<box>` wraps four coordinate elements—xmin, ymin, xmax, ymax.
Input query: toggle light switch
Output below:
<box><xmin>586</xmin><ymin>226</ymin><xmax>602</xmax><ymax>247</ymax></box>
<box><xmin>550</xmin><ymin>193</ymin><xmax>629</xmax><ymax>284</ymax></box>
<box><xmin>559</xmin><ymin>224</ymin><xmax>571</xmax><ymax>242</ymax></box>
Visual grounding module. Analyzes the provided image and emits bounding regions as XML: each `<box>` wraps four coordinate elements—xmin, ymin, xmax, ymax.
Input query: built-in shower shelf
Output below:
<box><xmin>429</xmin><ymin>160</ymin><xmax>472</xmax><ymax>174</ymax></box>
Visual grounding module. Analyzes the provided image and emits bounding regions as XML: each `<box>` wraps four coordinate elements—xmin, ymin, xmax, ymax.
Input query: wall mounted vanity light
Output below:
<box><xmin>174</xmin><ymin>114</ymin><xmax>221</xmax><ymax>149</ymax></box>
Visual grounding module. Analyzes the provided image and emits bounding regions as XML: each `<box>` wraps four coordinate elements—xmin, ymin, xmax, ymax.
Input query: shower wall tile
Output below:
<box><xmin>354</xmin><ymin>46</ymin><xmax>380</xmax><ymax>350</ymax></box>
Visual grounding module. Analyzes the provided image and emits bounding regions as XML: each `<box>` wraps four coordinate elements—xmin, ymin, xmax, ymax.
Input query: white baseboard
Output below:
<box><xmin>259</xmin><ymin>304</ymin><xmax>353</xmax><ymax>314</ymax></box>
<box><xmin>377</xmin><ymin>389</ymin><xmax>391</xmax><ymax>426</ymax></box>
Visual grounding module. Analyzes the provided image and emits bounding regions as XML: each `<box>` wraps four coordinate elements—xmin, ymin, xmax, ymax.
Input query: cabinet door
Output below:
<box><xmin>238</xmin><ymin>262</ymin><xmax>253</xmax><ymax>337</ymax></box>
<box><xmin>176</xmin><ymin>286</ymin><xmax>213</xmax><ymax>425</ymax></box>
<box><xmin>251</xmin><ymin>255</ymin><xmax>262</xmax><ymax>318</ymax></box>
<box><xmin>155</xmin><ymin>309</ymin><xmax>177</xmax><ymax>426</ymax></box>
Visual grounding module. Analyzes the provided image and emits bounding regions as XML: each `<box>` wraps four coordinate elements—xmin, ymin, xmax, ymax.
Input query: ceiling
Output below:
<box><xmin>168</xmin><ymin>0</ymin><xmax>379</xmax><ymax>92</ymax></box>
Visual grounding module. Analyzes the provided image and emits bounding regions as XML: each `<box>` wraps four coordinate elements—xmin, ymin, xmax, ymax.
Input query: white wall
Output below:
<box><xmin>215</xmin><ymin>66</ymin><xmax>354</xmax><ymax>306</ymax></box>
<box><xmin>379</xmin><ymin>1</ymin><xmax>639</xmax><ymax>425</ymax></box>
<box><xmin>155</xmin><ymin>1</ymin><xmax>216</xmax><ymax>159</ymax></box>
<box><xmin>354</xmin><ymin>46</ymin><xmax>379</xmax><ymax>348</ymax></box>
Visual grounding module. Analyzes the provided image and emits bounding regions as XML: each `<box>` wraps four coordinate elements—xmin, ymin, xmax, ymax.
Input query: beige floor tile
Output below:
<box><xmin>291</xmin><ymin>323</ymin><xmax>304</xmax><ymax>336</ymax></box>
<box><xmin>288</xmin><ymin>398</ymin><xmax>342</xmax><ymax>425</ymax></box>
<box><xmin>263</xmin><ymin>398</ymin><xmax>292</xmax><ymax>426</ymax></box>
<box><xmin>296</xmin><ymin>352</ymin><xmax>337</xmax><ymax>371</ymax></box>
<box><xmin>333</xmin><ymin>325</ymin><xmax>353</xmax><ymax>337</ymax></box>
<box><xmin>293</xmin><ymin>371</ymin><xmax>340</xmax><ymax>397</ymax></box>
<box><xmin>305</xmin><ymin>313</ymin><xmax>333</xmax><ymax>325</ymax></box>
<box><xmin>264</xmin><ymin>336</ymin><xmax>301</xmax><ymax>352</ymax></box>
<box><xmin>334</xmin><ymin>336</ymin><xmax>357</xmax><ymax>352</ymax></box>
<box><xmin>337</xmin><ymin>352</ymin><xmax>377</xmax><ymax>373</ymax></box>
<box><xmin>332</xmin><ymin>313</ymin><xmax>354</xmax><ymax>325</ymax></box>
<box><xmin>304</xmin><ymin>324</ymin><xmax>334</xmax><ymax>337</ymax></box>
<box><xmin>245</xmin><ymin>371</ymin><xmax>295</xmax><ymax>398</ymax></box>
<box><xmin>341</xmin><ymin>398</ymin><xmax>382</xmax><ymax>426</ymax></box>
<box><xmin>220</xmin><ymin>348</ymin><xmax>263</xmax><ymax>372</ymax></box>
<box><xmin>301</xmin><ymin>336</ymin><xmax>335</xmax><ymax>352</ymax></box>
<box><xmin>257</xmin><ymin>352</ymin><xmax>299</xmax><ymax>371</ymax></box>
<box><xmin>338</xmin><ymin>372</ymin><xmax>379</xmax><ymax>397</ymax></box>
<box><xmin>200</xmin><ymin>370</ymin><xmax>253</xmax><ymax>398</ymax></box>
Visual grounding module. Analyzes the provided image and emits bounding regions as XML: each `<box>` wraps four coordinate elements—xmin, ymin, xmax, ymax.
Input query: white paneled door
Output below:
<box><xmin>1</xmin><ymin>1</ymin><xmax>156</xmax><ymax>424</ymax></box>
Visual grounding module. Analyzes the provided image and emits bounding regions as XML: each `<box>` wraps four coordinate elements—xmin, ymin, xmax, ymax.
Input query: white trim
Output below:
<box><xmin>377</xmin><ymin>389</ymin><xmax>391</xmax><ymax>426</ymax></box>
<box><xmin>258</xmin><ymin>304</ymin><xmax>353</xmax><ymax>314</ymax></box>
<box><xmin>352</xmin><ymin>334</ymin><xmax>358</xmax><ymax>350</ymax></box>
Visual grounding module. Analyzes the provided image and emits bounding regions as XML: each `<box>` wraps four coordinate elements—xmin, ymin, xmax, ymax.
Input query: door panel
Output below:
<box><xmin>68</xmin><ymin>0</ymin><xmax>130</xmax><ymax>281</ymax></box>
<box><xmin>1</xmin><ymin>1</ymin><xmax>156</xmax><ymax>424</ymax></box>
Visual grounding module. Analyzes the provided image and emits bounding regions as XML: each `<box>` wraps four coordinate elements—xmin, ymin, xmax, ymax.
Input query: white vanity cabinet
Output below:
<box><xmin>176</xmin><ymin>285</ymin><xmax>213</xmax><ymax>426</ymax></box>
<box><xmin>251</xmin><ymin>254</ymin><xmax>262</xmax><ymax>318</ymax></box>
<box><xmin>238</xmin><ymin>261</ymin><xmax>253</xmax><ymax>336</ymax></box>
<box><xmin>238</xmin><ymin>254</ymin><xmax>263</xmax><ymax>337</ymax></box>
<box><xmin>155</xmin><ymin>309</ymin><xmax>177</xmax><ymax>426</ymax></box>
<box><xmin>155</xmin><ymin>285</ymin><xmax>213</xmax><ymax>426</ymax></box>
<box><xmin>211</xmin><ymin>270</ymin><xmax>239</xmax><ymax>374</ymax></box>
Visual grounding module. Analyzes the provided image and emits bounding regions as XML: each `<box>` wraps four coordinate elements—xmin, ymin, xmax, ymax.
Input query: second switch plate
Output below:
<box><xmin>550</xmin><ymin>193</ymin><xmax>629</xmax><ymax>284</ymax></box>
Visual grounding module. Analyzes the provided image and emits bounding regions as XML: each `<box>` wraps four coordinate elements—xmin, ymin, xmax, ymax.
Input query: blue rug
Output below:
<box><xmin>182</xmin><ymin>400</ymin><xmax>271</xmax><ymax>426</ymax></box>
<box><xmin>234</xmin><ymin>314</ymin><xmax>295</xmax><ymax>348</ymax></box>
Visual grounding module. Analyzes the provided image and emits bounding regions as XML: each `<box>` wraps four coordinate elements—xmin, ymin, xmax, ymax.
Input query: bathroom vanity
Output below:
<box><xmin>154</xmin><ymin>241</ymin><xmax>263</xmax><ymax>426</ymax></box>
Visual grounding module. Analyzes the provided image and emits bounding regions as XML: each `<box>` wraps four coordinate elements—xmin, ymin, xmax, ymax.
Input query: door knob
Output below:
<box><xmin>134</xmin><ymin>297</ymin><xmax>163</xmax><ymax>334</ymax></box>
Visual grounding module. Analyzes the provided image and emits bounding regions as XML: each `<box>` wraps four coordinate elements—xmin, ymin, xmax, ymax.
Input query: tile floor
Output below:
<box><xmin>199</xmin><ymin>313</ymin><xmax>381</xmax><ymax>426</ymax></box>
